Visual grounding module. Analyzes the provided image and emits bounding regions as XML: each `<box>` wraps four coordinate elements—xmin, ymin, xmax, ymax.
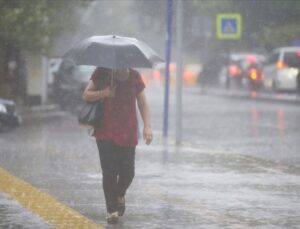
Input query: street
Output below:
<box><xmin>1</xmin><ymin>84</ymin><xmax>300</xmax><ymax>228</ymax></box>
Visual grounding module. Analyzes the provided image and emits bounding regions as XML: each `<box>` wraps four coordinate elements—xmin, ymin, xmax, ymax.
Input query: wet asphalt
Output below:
<box><xmin>1</xmin><ymin>84</ymin><xmax>300</xmax><ymax>228</ymax></box>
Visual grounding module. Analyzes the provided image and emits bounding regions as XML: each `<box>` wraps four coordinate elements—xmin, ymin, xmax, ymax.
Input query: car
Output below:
<box><xmin>262</xmin><ymin>47</ymin><xmax>300</xmax><ymax>92</ymax></box>
<box><xmin>153</xmin><ymin>62</ymin><xmax>201</xmax><ymax>87</ymax></box>
<box><xmin>218</xmin><ymin>53</ymin><xmax>266</xmax><ymax>90</ymax></box>
<box><xmin>0</xmin><ymin>98</ymin><xmax>22</xmax><ymax>132</ymax></box>
<box><xmin>183</xmin><ymin>64</ymin><xmax>202</xmax><ymax>86</ymax></box>
<box><xmin>241</xmin><ymin>56</ymin><xmax>265</xmax><ymax>90</ymax></box>
<box><xmin>47</xmin><ymin>58</ymin><xmax>62</xmax><ymax>98</ymax></box>
<box><xmin>200</xmin><ymin>54</ymin><xmax>228</xmax><ymax>86</ymax></box>
<box><xmin>52</xmin><ymin>59</ymin><xmax>96</xmax><ymax>111</ymax></box>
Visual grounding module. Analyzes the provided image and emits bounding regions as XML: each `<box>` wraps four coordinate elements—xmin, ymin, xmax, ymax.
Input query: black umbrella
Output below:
<box><xmin>63</xmin><ymin>35</ymin><xmax>164</xmax><ymax>69</ymax></box>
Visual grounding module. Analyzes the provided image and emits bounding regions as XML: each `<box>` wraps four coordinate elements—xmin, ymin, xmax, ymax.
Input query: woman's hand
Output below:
<box><xmin>100</xmin><ymin>86</ymin><xmax>116</xmax><ymax>98</ymax></box>
<box><xmin>143</xmin><ymin>126</ymin><xmax>153</xmax><ymax>145</ymax></box>
<box><xmin>137</xmin><ymin>91</ymin><xmax>152</xmax><ymax>145</ymax></box>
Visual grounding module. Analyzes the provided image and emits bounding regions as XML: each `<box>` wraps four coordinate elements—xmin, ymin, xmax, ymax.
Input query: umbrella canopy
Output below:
<box><xmin>63</xmin><ymin>35</ymin><xmax>164</xmax><ymax>69</ymax></box>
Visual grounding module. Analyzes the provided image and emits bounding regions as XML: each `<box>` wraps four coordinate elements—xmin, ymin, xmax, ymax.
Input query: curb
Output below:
<box><xmin>193</xmin><ymin>86</ymin><xmax>300</xmax><ymax>105</ymax></box>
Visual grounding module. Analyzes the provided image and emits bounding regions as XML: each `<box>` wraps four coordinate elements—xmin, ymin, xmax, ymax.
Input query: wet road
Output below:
<box><xmin>181</xmin><ymin>89</ymin><xmax>300</xmax><ymax>168</ymax></box>
<box><xmin>0</xmin><ymin>84</ymin><xmax>300</xmax><ymax>228</ymax></box>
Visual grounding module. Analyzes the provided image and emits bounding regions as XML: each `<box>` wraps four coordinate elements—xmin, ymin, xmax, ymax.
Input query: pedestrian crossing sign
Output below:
<box><xmin>217</xmin><ymin>14</ymin><xmax>242</xmax><ymax>40</ymax></box>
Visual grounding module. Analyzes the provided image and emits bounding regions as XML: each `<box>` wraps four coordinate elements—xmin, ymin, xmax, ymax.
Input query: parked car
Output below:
<box><xmin>52</xmin><ymin>59</ymin><xmax>96</xmax><ymax>110</ymax></box>
<box><xmin>47</xmin><ymin>58</ymin><xmax>62</xmax><ymax>98</ymax></box>
<box><xmin>262</xmin><ymin>47</ymin><xmax>300</xmax><ymax>92</ymax></box>
<box><xmin>0</xmin><ymin>98</ymin><xmax>22</xmax><ymax>132</ymax></box>
<box><xmin>218</xmin><ymin>53</ymin><xmax>266</xmax><ymax>90</ymax></box>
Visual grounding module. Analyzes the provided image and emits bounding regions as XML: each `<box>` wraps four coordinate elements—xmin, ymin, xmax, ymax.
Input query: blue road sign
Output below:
<box><xmin>222</xmin><ymin>19</ymin><xmax>237</xmax><ymax>34</ymax></box>
<box><xmin>217</xmin><ymin>14</ymin><xmax>242</xmax><ymax>40</ymax></box>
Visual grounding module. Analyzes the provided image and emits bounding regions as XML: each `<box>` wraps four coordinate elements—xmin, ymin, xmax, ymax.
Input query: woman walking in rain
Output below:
<box><xmin>82</xmin><ymin>67</ymin><xmax>153</xmax><ymax>224</ymax></box>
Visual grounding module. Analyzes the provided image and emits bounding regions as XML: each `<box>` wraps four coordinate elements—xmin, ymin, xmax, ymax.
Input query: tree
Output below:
<box><xmin>0</xmin><ymin>0</ymin><xmax>86</xmax><ymax>99</ymax></box>
<box><xmin>0</xmin><ymin>0</ymin><xmax>86</xmax><ymax>53</ymax></box>
<box><xmin>134</xmin><ymin>0</ymin><xmax>300</xmax><ymax>61</ymax></box>
<box><xmin>193</xmin><ymin>0</ymin><xmax>300</xmax><ymax>50</ymax></box>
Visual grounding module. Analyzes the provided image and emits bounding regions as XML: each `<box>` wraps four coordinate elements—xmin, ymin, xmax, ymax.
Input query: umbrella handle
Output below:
<box><xmin>111</xmin><ymin>70</ymin><xmax>114</xmax><ymax>87</ymax></box>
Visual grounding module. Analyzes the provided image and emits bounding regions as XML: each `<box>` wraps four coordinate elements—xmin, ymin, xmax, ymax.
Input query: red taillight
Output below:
<box><xmin>248</xmin><ymin>67</ymin><xmax>262</xmax><ymax>81</ymax></box>
<box><xmin>276</xmin><ymin>61</ymin><xmax>286</xmax><ymax>69</ymax></box>
<box><xmin>249</xmin><ymin>69</ymin><xmax>258</xmax><ymax>80</ymax></box>
<box><xmin>296</xmin><ymin>51</ymin><xmax>300</xmax><ymax>57</ymax></box>
<box><xmin>152</xmin><ymin>70</ymin><xmax>161</xmax><ymax>80</ymax></box>
<box><xmin>228</xmin><ymin>65</ymin><xmax>242</xmax><ymax>77</ymax></box>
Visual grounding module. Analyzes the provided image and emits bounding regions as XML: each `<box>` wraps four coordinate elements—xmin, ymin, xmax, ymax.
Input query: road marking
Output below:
<box><xmin>0</xmin><ymin>167</ymin><xmax>103</xmax><ymax>229</ymax></box>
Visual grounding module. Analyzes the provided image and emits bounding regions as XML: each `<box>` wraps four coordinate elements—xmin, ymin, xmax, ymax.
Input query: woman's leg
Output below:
<box><xmin>96</xmin><ymin>140</ymin><xmax>118</xmax><ymax>213</ymax></box>
<box><xmin>116</xmin><ymin>146</ymin><xmax>136</xmax><ymax>197</ymax></box>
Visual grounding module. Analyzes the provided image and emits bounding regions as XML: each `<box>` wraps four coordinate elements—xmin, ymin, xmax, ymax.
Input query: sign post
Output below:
<box><xmin>175</xmin><ymin>0</ymin><xmax>183</xmax><ymax>145</ymax></box>
<box><xmin>164</xmin><ymin>0</ymin><xmax>173</xmax><ymax>138</ymax></box>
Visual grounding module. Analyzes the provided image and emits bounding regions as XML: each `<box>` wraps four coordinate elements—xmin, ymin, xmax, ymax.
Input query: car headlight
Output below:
<box><xmin>0</xmin><ymin>104</ymin><xmax>7</xmax><ymax>114</ymax></box>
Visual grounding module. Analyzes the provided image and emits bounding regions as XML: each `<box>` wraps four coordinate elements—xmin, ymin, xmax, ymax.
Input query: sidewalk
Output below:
<box><xmin>0</xmin><ymin>104</ymin><xmax>255</xmax><ymax>228</ymax></box>
<box><xmin>1</xmin><ymin>84</ymin><xmax>300</xmax><ymax>228</ymax></box>
<box><xmin>0</xmin><ymin>192</ymin><xmax>53</xmax><ymax>229</ymax></box>
<box><xmin>0</xmin><ymin>109</ymin><xmax>215</xmax><ymax>228</ymax></box>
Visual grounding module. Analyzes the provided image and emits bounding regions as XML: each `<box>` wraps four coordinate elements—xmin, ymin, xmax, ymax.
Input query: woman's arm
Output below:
<box><xmin>137</xmin><ymin>91</ymin><xmax>153</xmax><ymax>145</ymax></box>
<box><xmin>82</xmin><ymin>80</ymin><xmax>113</xmax><ymax>102</ymax></box>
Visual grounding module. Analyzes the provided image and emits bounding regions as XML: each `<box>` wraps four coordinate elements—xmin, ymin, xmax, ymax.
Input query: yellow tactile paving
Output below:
<box><xmin>0</xmin><ymin>167</ymin><xmax>103</xmax><ymax>229</ymax></box>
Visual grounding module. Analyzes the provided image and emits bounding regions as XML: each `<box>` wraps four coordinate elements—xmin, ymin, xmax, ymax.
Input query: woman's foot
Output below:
<box><xmin>106</xmin><ymin>211</ymin><xmax>119</xmax><ymax>224</ymax></box>
<box><xmin>117</xmin><ymin>196</ymin><xmax>126</xmax><ymax>216</ymax></box>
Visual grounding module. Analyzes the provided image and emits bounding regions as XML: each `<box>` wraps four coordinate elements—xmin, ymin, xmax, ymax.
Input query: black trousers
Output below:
<box><xmin>96</xmin><ymin>140</ymin><xmax>136</xmax><ymax>213</ymax></box>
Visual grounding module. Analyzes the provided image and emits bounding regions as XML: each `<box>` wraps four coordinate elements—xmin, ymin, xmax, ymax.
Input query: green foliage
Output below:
<box><xmin>192</xmin><ymin>0</ymin><xmax>233</xmax><ymax>13</ymax></box>
<box><xmin>252</xmin><ymin>24</ymin><xmax>300</xmax><ymax>49</ymax></box>
<box><xmin>0</xmin><ymin>0</ymin><xmax>87</xmax><ymax>99</ymax></box>
<box><xmin>193</xmin><ymin>0</ymin><xmax>300</xmax><ymax>49</ymax></box>
<box><xmin>0</xmin><ymin>0</ymin><xmax>85</xmax><ymax>54</ymax></box>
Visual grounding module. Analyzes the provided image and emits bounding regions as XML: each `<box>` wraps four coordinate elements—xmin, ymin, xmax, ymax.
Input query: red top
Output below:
<box><xmin>91</xmin><ymin>67</ymin><xmax>145</xmax><ymax>147</ymax></box>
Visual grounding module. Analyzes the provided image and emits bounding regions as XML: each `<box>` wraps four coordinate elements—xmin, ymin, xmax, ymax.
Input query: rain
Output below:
<box><xmin>1</xmin><ymin>0</ymin><xmax>300</xmax><ymax>228</ymax></box>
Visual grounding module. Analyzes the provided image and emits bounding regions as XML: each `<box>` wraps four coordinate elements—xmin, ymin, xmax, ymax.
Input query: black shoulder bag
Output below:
<box><xmin>78</xmin><ymin>75</ymin><xmax>107</xmax><ymax>129</ymax></box>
